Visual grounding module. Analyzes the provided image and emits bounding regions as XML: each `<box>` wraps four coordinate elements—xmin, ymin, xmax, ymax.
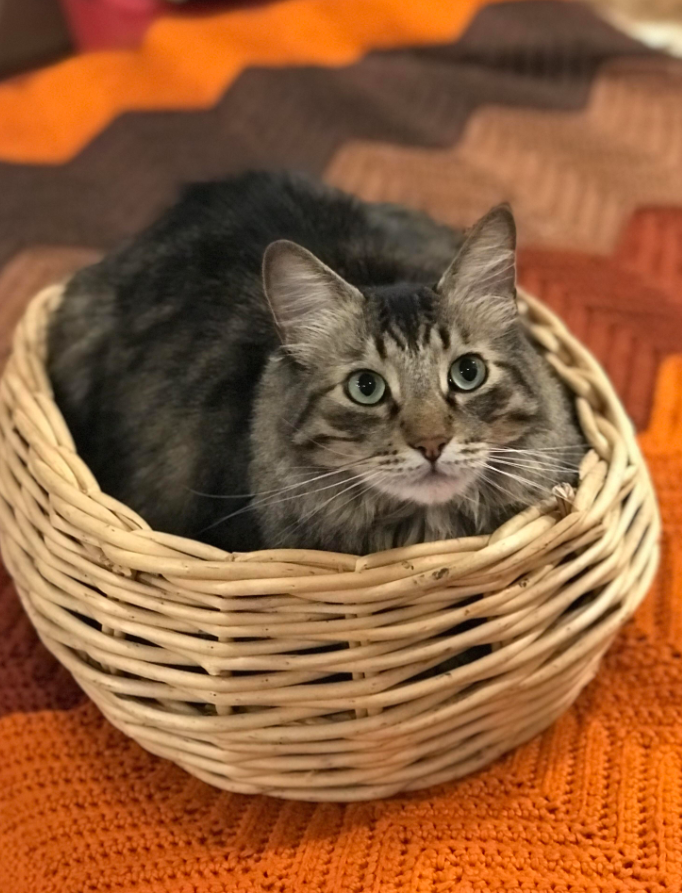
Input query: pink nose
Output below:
<box><xmin>411</xmin><ymin>437</ymin><xmax>449</xmax><ymax>463</ymax></box>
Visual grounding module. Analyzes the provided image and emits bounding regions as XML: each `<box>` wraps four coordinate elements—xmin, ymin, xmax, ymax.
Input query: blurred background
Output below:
<box><xmin>0</xmin><ymin>0</ymin><xmax>211</xmax><ymax>76</ymax></box>
<box><xmin>1</xmin><ymin>0</ymin><xmax>681</xmax><ymax>76</ymax></box>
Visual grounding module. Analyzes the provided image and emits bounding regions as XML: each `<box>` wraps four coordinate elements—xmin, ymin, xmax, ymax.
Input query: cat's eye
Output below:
<box><xmin>346</xmin><ymin>370</ymin><xmax>387</xmax><ymax>405</ymax></box>
<box><xmin>449</xmin><ymin>354</ymin><xmax>487</xmax><ymax>391</ymax></box>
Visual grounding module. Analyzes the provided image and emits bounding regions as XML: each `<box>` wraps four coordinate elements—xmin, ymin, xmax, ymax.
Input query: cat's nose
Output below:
<box><xmin>412</xmin><ymin>436</ymin><xmax>449</xmax><ymax>463</ymax></box>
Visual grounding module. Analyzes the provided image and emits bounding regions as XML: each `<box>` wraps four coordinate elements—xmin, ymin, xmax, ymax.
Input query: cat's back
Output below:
<box><xmin>51</xmin><ymin>171</ymin><xmax>363</xmax><ymax>339</ymax></box>
<box><xmin>48</xmin><ymin>173</ymin><xmax>355</xmax><ymax>406</ymax></box>
<box><xmin>49</xmin><ymin>170</ymin><xmax>460</xmax><ymax>410</ymax></box>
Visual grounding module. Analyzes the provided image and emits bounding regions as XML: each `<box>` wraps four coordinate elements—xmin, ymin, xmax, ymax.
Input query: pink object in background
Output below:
<box><xmin>59</xmin><ymin>0</ymin><xmax>165</xmax><ymax>51</ymax></box>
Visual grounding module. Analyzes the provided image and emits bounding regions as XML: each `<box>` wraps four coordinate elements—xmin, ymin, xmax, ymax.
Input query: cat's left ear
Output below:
<box><xmin>438</xmin><ymin>204</ymin><xmax>517</xmax><ymax>329</ymax></box>
<box><xmin>263</xmin><ymin>240</ymin><xmax>363</xmax><ymax>363</ymax></box>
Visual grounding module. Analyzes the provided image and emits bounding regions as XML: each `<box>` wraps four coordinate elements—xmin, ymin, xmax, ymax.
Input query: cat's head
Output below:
<box><xmin>261</xmin><ymin>204</ymin><xmax>546</xmax><ymax>508</ymax></box>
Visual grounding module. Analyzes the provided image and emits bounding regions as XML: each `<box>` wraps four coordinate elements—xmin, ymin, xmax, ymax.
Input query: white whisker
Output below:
<box><xmin>488</xmin><ymin>456</ymin><xmax>580</xmax><ymax>476</ymax></box>
<box><xmin>480</xmin><ymin>469</ymin><xmax>522</xmax><ymax>504</ymax></box>
<box><xmin>483</xmin><ymin>462</ymin><xmax>554</xmax><ymax>497</ymax></box>
<box><xmin>189</xmin><ymin>461</ymin><xmax>364</xmax><ymax>502</ymax></box>
<box><xmin>273</xmin><ymin>471</ymin><xmax>387</xmax><ymax>546</ymax></box>
<box><xmin>201</xmin><ymin>469</ymin><xmax>368</xmax><ymax>532</ymax></box>
<box><xmin>490</xmin><ymin>446</ymin><xmax>587</xmax><ymax>455</ymax></box>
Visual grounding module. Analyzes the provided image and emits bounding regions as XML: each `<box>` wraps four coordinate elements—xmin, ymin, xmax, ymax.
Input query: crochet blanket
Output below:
<box><xmin>0</xmin><ymin>2</ymin><xmax>681</xmax><ymax>890</ymax></box>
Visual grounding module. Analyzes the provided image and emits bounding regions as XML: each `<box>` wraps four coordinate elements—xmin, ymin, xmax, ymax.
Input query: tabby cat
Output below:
<box><xmin>48</xmin><ymin>171</ymin><xmax>585</xmax><ymax>554</ymax></box>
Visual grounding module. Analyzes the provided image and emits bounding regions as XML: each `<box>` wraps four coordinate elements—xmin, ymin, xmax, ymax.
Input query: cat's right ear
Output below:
<box><xmin>263</xmin><ymin>240</ymin><xmax>362</xmax><ymax>362</ymax></box>
<box><xmin>437</xmin><ymin>204</ymin><xmax>517</xmax><ymax>331</ymax></box>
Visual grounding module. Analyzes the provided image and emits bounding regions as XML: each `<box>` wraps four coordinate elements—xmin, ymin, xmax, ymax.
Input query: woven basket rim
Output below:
<box><xmin>4</xmin><ymin>282</ymin><xmax>657</xmax><ymax>576</ymax></box>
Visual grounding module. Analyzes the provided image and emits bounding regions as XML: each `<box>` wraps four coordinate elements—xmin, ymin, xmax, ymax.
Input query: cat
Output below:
<box><xmin>48</xmin><ymin>171</ymin><xmax>586</xmax><ymax>555</ymax></box>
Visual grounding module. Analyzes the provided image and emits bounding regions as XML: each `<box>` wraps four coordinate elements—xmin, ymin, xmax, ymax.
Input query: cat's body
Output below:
<box><xmin>49</xmin><ymin>171</ymin><xmax>585</xmax><ymax>554</ymax></box>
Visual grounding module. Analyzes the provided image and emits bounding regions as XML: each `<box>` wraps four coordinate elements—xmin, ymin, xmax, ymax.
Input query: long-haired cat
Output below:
<box><xmin>48</xmin><ymin>171</ymin><xmax>586</xmax><ymax>554</ymax></box>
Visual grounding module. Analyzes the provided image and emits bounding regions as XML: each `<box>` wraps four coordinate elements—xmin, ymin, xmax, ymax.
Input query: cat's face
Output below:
<box><xmin>263</xmin><ymin>205</ymin><xmax>542</xmax><ymax>508</ymax></box>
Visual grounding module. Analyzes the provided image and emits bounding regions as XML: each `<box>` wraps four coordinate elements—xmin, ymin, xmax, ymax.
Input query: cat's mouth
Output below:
<box><xmin>370</xmin><ymin>463</ymin><xmax>480</xmax><ymax>506</ymax></box>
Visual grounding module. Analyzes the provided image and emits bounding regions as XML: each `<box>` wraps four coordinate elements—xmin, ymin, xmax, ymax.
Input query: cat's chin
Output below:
<box><xmin>372</xmin><ymin>468</ymin><xmax>477</xmax><ymax>506</ymax></box>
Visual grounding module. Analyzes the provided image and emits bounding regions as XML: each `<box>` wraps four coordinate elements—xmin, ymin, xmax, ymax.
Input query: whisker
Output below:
<box><xmin>481</xmin><ymin>472</ymin><xmax>511</xmax><ymax>500</ymax></box>
<box><xmin>188</xmin><ymin>461</ymin><xmax>364</xmax><ymax>501</ymax></box>
<box><xmin>488</xmin><ymin>456</ymin><xmax>580</xmax><ymax>476</ymax></box>
<box><xmin>201</xmin><ymin>471</ymin><xmax>367</xmax><ymax>532</ymax></box>
<box><xmin>483</xmin><ymin>462</ymin><xmax>555</xmax><ymax>497</ymax></box>
<box><xmin>187</xmin><ymin>487</ymin><xmax>257</xmax><ymax>500</ymax></box>
<box><xmin>480</xmin><ymin>469</ymin><xmax>523</xmax><ymax>504</ymax></box>
<box><xmin>490</xmin><ymin>446</ymin><xmax>587</xmax><ymax>455</ymax></box>
<box><xmin>273</xmin><ymin>471</ymin><xmax>387</xmax><ymax>546</ymax></box>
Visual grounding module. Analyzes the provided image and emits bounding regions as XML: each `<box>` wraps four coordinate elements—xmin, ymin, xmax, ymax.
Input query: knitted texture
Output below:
<box><xmin>2</xmin><ymin>206</ymin><xmax>681</xmax><ymax>892</ymax></box>
<box><xmin>0</xmin><ymin>0</ymin><xmax>507</xmax><ymax>164</ymax></box>
<box><xmin>1</xmin><ymin>1</ymin><xmax>682</xmax><ymax>889</ymax></box>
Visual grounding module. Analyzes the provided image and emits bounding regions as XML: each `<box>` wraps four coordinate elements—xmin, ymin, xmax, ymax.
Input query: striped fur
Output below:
<box><xmin>48</xmin><ymin>172</ymin><xmax>585</xmax><ymax>554</ymax></box>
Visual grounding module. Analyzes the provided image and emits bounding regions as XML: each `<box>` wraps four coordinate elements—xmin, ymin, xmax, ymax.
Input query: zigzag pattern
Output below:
<box><xmin>327</xmin><ymin>58</ymin><xmax>682</xmax><ymax>253</ymax></box>
<box><xmin>0</xmin><ymin>0</ymin><xmax>500</xmax><ymax>164</ymax></box>
<box><xmin>1</xmin><ymin>3</ymin><xmax>682</xmax><ymax>890</ymax></box>
<box><xmin>518</xmin><ymin>227</ymin><xmax>682</xmax><ymax>430</ymax></box>
<box><xmin>0</xmin><ymin>2</ymin><xmax>648</xmax><ymax>271</ymax></box>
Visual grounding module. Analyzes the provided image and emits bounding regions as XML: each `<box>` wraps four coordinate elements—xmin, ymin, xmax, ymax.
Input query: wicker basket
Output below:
<box><xmin>0</xmin><ymin>283</ymin><xmax>660</xmax><ymax>802</ymax></box>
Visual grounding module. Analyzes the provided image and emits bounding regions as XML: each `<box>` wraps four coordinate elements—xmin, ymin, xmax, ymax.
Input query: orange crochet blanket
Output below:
<box><xmin>0</xmin><ymin>1</ymin><xmax>682</xmax><ymax>890</ymax></box>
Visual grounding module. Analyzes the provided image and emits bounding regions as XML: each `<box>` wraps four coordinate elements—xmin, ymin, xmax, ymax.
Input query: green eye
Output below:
<box><xmin>346</xmin><ymin>370</ymin><xmax>387</xmax><ymax>405</ymax></box>
<box><xmin>449</xmin><ymin>354</ymin><xmax>487</xmax><ymax>391</ymax></box>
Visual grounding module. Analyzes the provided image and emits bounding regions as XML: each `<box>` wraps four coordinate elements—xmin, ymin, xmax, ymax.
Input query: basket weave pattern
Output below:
<box><xmin>0</xmin><ymin>284</ymin><xmax>660</xmax><ymax>801</ymax></box>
